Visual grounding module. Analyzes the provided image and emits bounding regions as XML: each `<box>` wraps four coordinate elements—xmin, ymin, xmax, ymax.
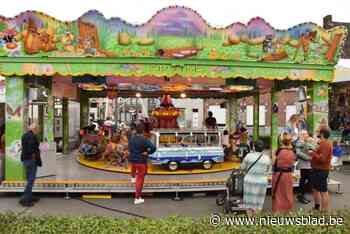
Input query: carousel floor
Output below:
<box><xmin>0</xmin><ymin>151</ymin><xmax>235</xmax><ymax>193</ymax></box>
<box><xmin>1</xmin><ymin>150</ymin><xmax>342</xmax><ymax>194</ymax></box>
<box><xmin>77</xmin><ymin>154</ymin><xmax>240</xmax><ymax>175</ymax></box>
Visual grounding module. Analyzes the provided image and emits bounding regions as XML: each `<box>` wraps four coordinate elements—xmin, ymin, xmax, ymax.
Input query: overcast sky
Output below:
<box><xmin>1</xmin><ymin>0</ymin><xmax>349</xmax><ymax>66</ymax></box>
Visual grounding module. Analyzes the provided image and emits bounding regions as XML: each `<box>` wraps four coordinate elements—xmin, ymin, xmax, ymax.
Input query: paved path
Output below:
<box><xmin>1</xmin><ymin>170</ymin><xmax>349</xmax><ymax>218</ymax></box>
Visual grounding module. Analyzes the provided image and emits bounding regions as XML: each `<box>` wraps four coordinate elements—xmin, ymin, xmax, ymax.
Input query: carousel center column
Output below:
<box><xmin>307</xmin><ymin>82</ymin><xmax>329</xmax><ymax>135</ymax></box>
<box><xmin>5</xmin><ymin>76</ymin><xmax>27</xmax><ymax>180</ymax></box>
<box><xmin>226</xmin><ymin>96</ymin><xmax>238</xmax><ymax>133</ymax></box>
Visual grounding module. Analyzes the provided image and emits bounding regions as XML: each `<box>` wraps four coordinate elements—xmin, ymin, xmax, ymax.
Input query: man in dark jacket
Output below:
<box><xmin>128</xmin><ymin>122</ymin><xmax>156</xmax><ymax>205</ymax></box>
<box><xmin>20</xmin><ymin>123</ymin><xmax>41</xmax><ymax>207</ymax></box>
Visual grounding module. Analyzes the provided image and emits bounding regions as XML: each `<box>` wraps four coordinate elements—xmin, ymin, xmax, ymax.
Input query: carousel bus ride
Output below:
<box><xmin>149</xmin><ymin>129</ymin><xmax>224</xmax><ymax>171</ymax></box>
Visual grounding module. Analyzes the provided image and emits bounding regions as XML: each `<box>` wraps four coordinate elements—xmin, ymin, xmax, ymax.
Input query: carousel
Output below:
<box><xmin>0</xmin><ymin>6</ymin><xmax>346</xmax><ymax>194</ymax></box>
<box><xmin>78</xmin><ymin>94</ymin><xmax>240</xmax><ymax>174</ymax></box>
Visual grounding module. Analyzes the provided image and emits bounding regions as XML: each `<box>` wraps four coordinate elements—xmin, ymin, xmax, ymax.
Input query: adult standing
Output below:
<box><xmin>310</xmin><ymin>128</ymin><xmax>333</xmax><ymax>211</ymax></box>
<box><xmin>128</xmin><ymin>123</ymin><xmax>156</xmax><ymax>204</ymax></box>
<box><xmin>281</xmin><ymin>114</ymin><xmax>300</xmax><ymax>143</ymax></box>
<box><xmin>272</xmin><ymin>133</ymin><xmax>296</xmax><ymax>213</ymax></box>
<box><xmin>342</xmin><ymin>122</ymin><xmax>350</xmax><ymax>141</ymax></box>
<box><xmin>241</xmin><ymin>140</ymin><xmax>271</xmax><ymax>213</ymax></box>
<box><xmin>20</xmin><ymin>123</ymin><xmax>42</xmax><ymax>207</ymax></box>
<box><xmin>205</xmin><ymin>111</ymin><xmax>217</xmax><ymax>129</ymax></box>
<box><xmin>295</xmin><ymin>130</ymin><xmax>314</xmax><ymax>204</ymax></box>
<box><xmin>298</xmin><ymin>114</ymin><xmax>308</xmax><ymax>131</ymax></box>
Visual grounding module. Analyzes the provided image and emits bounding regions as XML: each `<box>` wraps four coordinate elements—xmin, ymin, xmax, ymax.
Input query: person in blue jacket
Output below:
<box><xmin>128</xmin><ymin>122</ymin><xmax>156</xmax><ymax>205</ymax></box>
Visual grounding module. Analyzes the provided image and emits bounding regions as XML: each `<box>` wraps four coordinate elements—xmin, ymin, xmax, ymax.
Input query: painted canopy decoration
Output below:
<box><xmin>0</xmin><ymin>6</ymin><xmax>347</xmax><ymax>80</ymax></box>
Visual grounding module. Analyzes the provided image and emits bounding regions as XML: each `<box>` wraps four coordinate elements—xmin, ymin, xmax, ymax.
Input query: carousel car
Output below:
<box><xmin>148</xmin><ymin>129</ymin><xmax>224</xmax><ymax>171</ymax></box>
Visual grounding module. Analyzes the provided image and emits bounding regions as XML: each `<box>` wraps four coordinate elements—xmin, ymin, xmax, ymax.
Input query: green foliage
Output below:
<box><xmin>0</xmin><ymin>210</ymin><xmax>349</xmax><ymax>234</ymax></box>
<box><xmin>0</xmin><ymin>22</ymin><xmax>7</xmax><ymax>32</ymax></box>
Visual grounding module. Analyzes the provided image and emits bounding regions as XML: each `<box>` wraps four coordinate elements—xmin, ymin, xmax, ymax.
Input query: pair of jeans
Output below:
<box><xmin>299</xmin><ymin>168</ymin><xmax>312</xmax><ymax>195</ymax></box>
<box><xmin>131</xmin><ymin>163</ymin><xmax>147</xmax><ymax>199</ymax></box>
<box><xmin>21</xmin><ymin>159</ymin><xmax>37</xmax><ymax>202</ymax></box>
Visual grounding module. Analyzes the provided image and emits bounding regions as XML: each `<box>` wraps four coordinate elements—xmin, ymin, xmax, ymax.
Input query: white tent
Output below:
<box><xmin>334</xmin><ymin>59</ymin><xmax>350</xmax><ymax>83</ymax></box>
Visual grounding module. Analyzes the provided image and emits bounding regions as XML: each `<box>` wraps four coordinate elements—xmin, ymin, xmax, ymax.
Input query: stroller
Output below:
<box><xmin>216</xmin><ymin>169</ymin><xmax>247</xmax><ymax>214</ymax></box>
<box><xmin>216</xmin><ymin>149</ymin><xmax>263</xmax><ymax>214</ymax></box>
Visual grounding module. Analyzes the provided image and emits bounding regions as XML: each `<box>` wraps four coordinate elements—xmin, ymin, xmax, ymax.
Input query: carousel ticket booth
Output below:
<box><xmin>0</xmin><ymin>6</ymin><xmax>346</xmax><ymax>193</ymax></box>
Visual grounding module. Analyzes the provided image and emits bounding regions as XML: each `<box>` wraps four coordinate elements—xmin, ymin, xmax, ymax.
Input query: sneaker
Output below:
<box><xmin>130</xmin><ymin>177</ymin><xmax>136</xmax><ymax>183</ymax></box>
<box><xmin>134</xmin><ymin>198</ymin><xmax>144</xmax><ymax>205</ymax></box>
<box><xmin>297</xmin><ymin>195</ymin><xmax>310</xmax><ymax>204</ymax></box>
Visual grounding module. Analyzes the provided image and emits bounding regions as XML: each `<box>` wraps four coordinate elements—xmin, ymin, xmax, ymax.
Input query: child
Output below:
<box><xmin>79</xmin><ymin>138</ymin><xmax>97</xmax><ymax>156</ymax></box>
<box><xmin>224</xmin><ymin>134</ymin><xmax>239</xmax><ymax>162</ymax></box>
<box><xmin>305</xmin><ymin>136</ymin><xmax>318</xmax><ymax>152</ymax></box>
<box><xmin>331</xmin><ymin>141</ymin><xmax>343</xmax><ymax>168</ymax></box>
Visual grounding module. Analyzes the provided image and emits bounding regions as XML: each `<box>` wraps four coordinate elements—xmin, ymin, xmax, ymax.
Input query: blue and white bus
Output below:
<box><xmin>149</xmin><ymin>129</ymin><xmax>224</xmax><ymax>171</ymax></box>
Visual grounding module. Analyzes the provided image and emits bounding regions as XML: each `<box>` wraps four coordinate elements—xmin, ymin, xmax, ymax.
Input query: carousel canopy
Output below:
<box><xmin>0</xmin><ymin>6</ymin><xmax>347</xmax><ymax>82</ymax></box>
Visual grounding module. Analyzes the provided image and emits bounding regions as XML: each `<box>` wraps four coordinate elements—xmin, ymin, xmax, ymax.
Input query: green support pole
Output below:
<box><xmin>253</xmin><ymin>92</ymin><xmax>260</xmax><ymax>141</ymax></box>
<box><xmin>270</xmin><ymin>86</ymin><xmax>279</xmax><ymax>155</ymax></box>
<box><xmin>307</xmin><ymin>82</ymin><xmax>329</xmax><ymax>136</ymax></box>
<box><xmin>62</xmin><ymin>98</ymin><xmax>69</xmax><ymax>154</ymax></box>
<box><xmin>80</xmin><ymin>94</ymin><xmax>89</xmax><ymax>128</ymax></box>
<box><xmin>5</xmin><ymin>77</ymin><xmax>27</xmax><ymax>180</ymax></box>
<box><xmin>45</xmin><ymin>79</ymin><xmax>54</xmax><ymax>143</ymax></box>
<box><xmin>38</xmin><ymin>104</ymin><xmax>44</xmax><ymax>142</ymax></box>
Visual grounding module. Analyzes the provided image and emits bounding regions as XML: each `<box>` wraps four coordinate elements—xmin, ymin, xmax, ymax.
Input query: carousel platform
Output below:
<box><xmin>0</xmin><ymin>151</ymin><xmax>232</xmax><ymax>194</ymax></box>
<box><xmin>77</xmin><ymin>155</ymin><xmax>240</xmax><ymax>175</ymax></box>
<box><xmin>0</xmin><ymin>151</ymin><xmax>343</xmax><ymax>194</ymax></box>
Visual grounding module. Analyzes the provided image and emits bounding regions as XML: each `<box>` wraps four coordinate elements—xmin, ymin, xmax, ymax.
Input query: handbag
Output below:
<box><xmin>227</xmin><ymin>153</ymin><xmax>263</xmax><ymax>196</ymax></box>
<box><xmin>34</xmin><ymin>152</ymin><xmax>42</xmax><ymax>167</ymax></box>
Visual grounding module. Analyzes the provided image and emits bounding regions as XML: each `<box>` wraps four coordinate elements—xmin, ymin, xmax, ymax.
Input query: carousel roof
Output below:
<box><xmin>0</xmin><ymin>6</ymin><xmax>347</xmax><ymax>81</ymax></box>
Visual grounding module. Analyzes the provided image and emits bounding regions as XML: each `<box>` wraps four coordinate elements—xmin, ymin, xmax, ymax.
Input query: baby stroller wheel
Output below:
<box><xmin>216</xmin><ymin>193</ymin><xmax>225</xmax><ymax>206</ymax></box>
<box><xmin>223</xmin><ymin>200</ymin><xmax>230</xmax><ymax>214</ymax></box>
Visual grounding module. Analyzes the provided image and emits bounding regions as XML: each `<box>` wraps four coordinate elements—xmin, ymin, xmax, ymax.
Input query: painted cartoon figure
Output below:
<box><xmin>8</xmin><ymin>140</ymin><xmax>22</xmax><ymax>160</ymax></box>
<box><xmin>6</xmin><ymin>105</ymin><xmax>21</xmax><ymax>121</ymax></box>
<box><xmin>290</xmin><ymin>31</ymin><xmax>317</xmax><ymax>61</ymax></box>
<box><xmin>263</xmin><ymin>35</ymin><xmax>274</xmax><ymax>53</ymax></box>
<box><xmin>82</xmin><ymin>36</ymin><xmax>97</xmax><ymax>55</ymax></box>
